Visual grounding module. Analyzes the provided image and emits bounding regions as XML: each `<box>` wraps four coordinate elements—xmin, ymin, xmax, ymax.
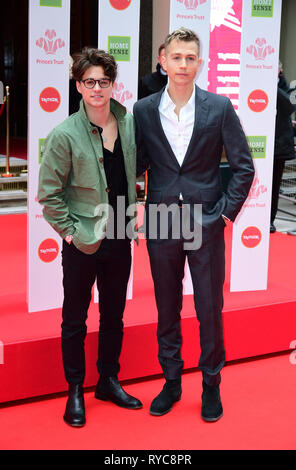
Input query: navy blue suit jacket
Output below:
<box><xmin>133</xmin><ymin>85</ymin><xmax>255</xmax><ymax>236</ymax></box>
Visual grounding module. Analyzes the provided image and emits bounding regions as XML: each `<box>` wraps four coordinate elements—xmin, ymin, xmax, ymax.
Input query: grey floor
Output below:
<box><xmin>275</xmin><ymin>195</ymin><xmax>296</xmax><ymax>235</ymax></box>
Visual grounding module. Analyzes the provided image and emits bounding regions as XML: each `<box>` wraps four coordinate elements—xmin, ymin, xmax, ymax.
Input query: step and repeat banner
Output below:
<box><xmin>28</xmin><ymin>0</ymin><xmax>281</xmax><ymax>312</ymax></box>
<box><xmin>169</xmin><ymin>0</ymin><xmax>281</xmax><ymax>293</ymax></box>
<box><xmin>230</xmin><ymin>0</ymin><xmax>282</xmax><ymax>291</ymax></box>
<box><xmin>28</xmin><ymin>0</ymin><xmax>140</xmax><ymax>312</ymax></box>
<box><xmin>98</xmin><ymin>0</ymin><xmax>140</xmax><ymax>113</ymax></box>
<box><xmin>28</xmin><ymin>0</ymin><xmax>70</xmax><ymax>312</ymax></box>
<box><xmin>97</xmin><ymin>0</ymin><xmax>141</xmax><ymax>301</ymax></box>
<box><xmin>170</xmin><ymin>0</ymin><xmax>211</xmax><ymax>90</ymax></box>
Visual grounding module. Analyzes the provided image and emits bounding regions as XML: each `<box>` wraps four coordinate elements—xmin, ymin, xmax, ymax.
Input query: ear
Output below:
<box><xmin>197</xmin><ymin>57</ymin><xmax>203</xmax><ymax>73</ymax></box>
<box><xmin>76</xmin><ymin>80</ymin><xmax>82</xmax><ymax>95</ymax></box>
<box><xmin>162</xmin><ymin>55</ymin><xmax>168</xmax><ymax>73</ymax></box>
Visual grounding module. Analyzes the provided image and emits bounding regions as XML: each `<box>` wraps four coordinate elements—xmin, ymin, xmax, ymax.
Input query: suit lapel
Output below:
<box><xmin>181</xmin><ymin>85</ymin><xmax>209</xmax><ymax>167</ymax></box>
<box><xmin>149</xmin><ymin>89</ymin><xmax>184</xmax><ymax>168</ymax></box>
<box><xmin>149</xmin><ymin>85</ymin><xmax>209</xmax><ymax>168</ymax></box>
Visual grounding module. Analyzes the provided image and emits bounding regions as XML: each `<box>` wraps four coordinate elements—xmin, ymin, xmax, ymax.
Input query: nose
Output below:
<box><xmin>180</xmin><ymin>58</ymin><xmax>187</xmax><ymax>68</ymax></box>
<box><xmin>94</xmin><ymin>81</ymin><xmax>102</xmax><ymax>90</ymax></box>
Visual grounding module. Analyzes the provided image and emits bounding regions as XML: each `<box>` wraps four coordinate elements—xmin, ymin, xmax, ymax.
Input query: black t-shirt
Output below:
<box><xmin>91</xmin><ymin>123</ymin><xmax>129</xmax><ymax>238</ymax></box>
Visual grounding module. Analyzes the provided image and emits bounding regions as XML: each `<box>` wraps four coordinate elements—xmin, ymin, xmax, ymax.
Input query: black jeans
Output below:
<box><xmin>61</xmin><ymin>238</ymin><xmax>131</xmax><ymax>384</ymax></box>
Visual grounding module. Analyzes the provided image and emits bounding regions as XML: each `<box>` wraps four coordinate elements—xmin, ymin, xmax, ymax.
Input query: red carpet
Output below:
<box><xmin>0</xmin><ymin>213</ymin><xmax>296</xmax><ymax>407</ymax></box>
<box><xmin>0</xmin><ymin>214</ymin><xmax>296</xmax><ymax>449</ymax></box>
<box><xmin>0</xmin><ymin>137</ymin><xmax>27</xmax><ymax>161</ymax></box>
<box><xmin>0</xmin><ymin>352</ymin><xmax>296</xmax><ymax>450</ymax></box>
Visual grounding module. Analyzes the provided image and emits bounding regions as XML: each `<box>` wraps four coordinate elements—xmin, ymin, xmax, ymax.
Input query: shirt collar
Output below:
<box><xmin>79</xmin><ymin>97</ymin><xmax>127</xmax><ymax>129</ymax></box>
<box><xmin>160</xmin><ymin>84</ymin><xmax>196</xmax><ymax>112</ymax></box>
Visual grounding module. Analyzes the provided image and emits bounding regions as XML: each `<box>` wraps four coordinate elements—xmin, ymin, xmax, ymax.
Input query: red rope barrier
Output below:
<box><xmin>0</xmin><ymin>100</ymin><xmax>5</xmax><ymax>117</ymax></box>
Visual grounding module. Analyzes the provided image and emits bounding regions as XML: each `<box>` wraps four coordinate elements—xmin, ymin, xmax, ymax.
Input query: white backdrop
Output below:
<box><xmin>98</xmin><ymin>0</ymin><xmax>140</xmax><ymax>113</ymax></box>
<box><xmin>97</xmin><ymin>0</ymin><xmax>141</xmax><ymax>300</ymax></box>
<box><xmin>170</xmin><ymin>0</ymin><xmax>212</xmax><ymax>91</ymax></box>
<box><xmin>169</xmin><ymin>0</ymin><xmax>281</xmax><ymax>294</ymax></box>
<box><xmin>28</xmin><ymin>0</ymin><xmax>282</xmax><ymax>313</ymax></box>
<box><xmin>28</xmin><ymin>0</ymin><xmax>70</xmax><ymax>312</ymax></box>
<box><xmin>230</xmin><ymin>0</ymin><xmax>282</xmax><ymax>291</ymax></box>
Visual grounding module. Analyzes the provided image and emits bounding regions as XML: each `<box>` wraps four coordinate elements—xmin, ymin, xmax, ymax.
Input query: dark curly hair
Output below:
<box><xmin>71</xmin><ymin>47</ymin><xmax>118</xmax><ymax>83</ymax></box>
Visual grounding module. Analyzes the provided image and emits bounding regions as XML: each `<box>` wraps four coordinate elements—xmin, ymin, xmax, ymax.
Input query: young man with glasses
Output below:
<box><xmin>38</xmin><ymin>47</ymin><xmax>141</xmax><ymax>427</ymax></box>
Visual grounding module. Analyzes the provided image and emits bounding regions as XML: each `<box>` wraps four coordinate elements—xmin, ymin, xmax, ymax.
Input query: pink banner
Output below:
<box><xmin>208</xmin><ymin>0</ymin><xmax>243</xmax><ymax>110</ymax></box>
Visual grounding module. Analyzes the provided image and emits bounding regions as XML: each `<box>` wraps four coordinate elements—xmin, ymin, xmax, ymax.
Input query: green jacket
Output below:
<box><xmin>38</xmin><ymin>99</ymin><xmax>137</xmax><ymax>254</ymax></box>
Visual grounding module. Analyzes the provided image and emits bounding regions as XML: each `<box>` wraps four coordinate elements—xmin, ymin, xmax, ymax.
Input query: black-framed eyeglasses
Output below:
<box><xmin>80</xmin><ymin>78</ymin><xmax>112</xmax><ymax>89</ymax></box>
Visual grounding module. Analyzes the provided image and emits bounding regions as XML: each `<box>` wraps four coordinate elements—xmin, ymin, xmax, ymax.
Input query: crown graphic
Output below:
<box><xmin>112</xmin><ymin>82</ymin><xmax>133</xmax><ymax>105</ymax></box>
<box><xmin>176</xmin><ymin>0</ymin><xmax>207</xmax><ymax>9</ymax></box>
<box><xmin>36</xmin><ymin>30</ymin><xmax>65</xmax><ymax>55</ymax></box>
<box><xmin>246</xmin><ymin>38</ymin><xmax>274</xmax><ymax>61</ymax></box>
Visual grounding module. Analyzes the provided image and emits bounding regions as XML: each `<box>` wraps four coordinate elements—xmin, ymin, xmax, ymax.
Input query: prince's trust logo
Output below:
<box><xmin>176</xmin><ymin>0</ymin><xmax>207</xmax><ymax>9</ymax></box>
<box><xmin>36</xmin><ymin>29</ymin><xmax>65</xmax><ymax>55</ymax></box>
<box><xmin>112</xmin><ymin>82</ymin><xmax>133</xmax><ymax>105</ymax></box>
<box><xmin>245</xmin><ymin>38</ymin><xmax>274</xmax><ymax>71</ymax></box>
<box><xmin>35</xmin><ymin>29</ymin><xmax>65</xmax><ymax>65</ymax></box>
<box><xmin>246</xmin><ymin>38</ymin><xmax>274</xmax><ymax>61</ymax></box>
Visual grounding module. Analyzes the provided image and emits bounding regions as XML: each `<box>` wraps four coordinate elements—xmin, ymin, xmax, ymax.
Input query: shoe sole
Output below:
<box><xmin>94</xmin><ymin>391</ymin><xmax>143</xmax><ymax>409</ymax></box>
<box><xmin>149</xmin><ymin>397</ymin><xmax>181</xmax><ymax>416</ymax></box>
<box><xmin>149</xmin><ymin>406</ymin><xmax>172</xmax><ymax>416</ymax></box>
<box><xmin>63</xmin><ymin>416</ymin><xmax>86</xmax><ymax>427</ymax></box>
<box><xmin>201</xmin><ymin>411</ymin><xmax>223</xmax><ymax>422</ymax></box>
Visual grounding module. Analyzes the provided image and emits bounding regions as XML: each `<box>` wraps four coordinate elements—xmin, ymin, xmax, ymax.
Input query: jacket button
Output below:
<box><xmin>92</xmin><ymin>129</ymin><xmax>98</xmax><ymax>134</ymax></box>
<box><xmin>106</xmin><ymin>187</ymin><xmax>110</xmax><ymax>193</ymax></box>
<box><xmin>99</xmin><ymin>157</ymin><xmax>103</xmax><ymax>163</ymax></box>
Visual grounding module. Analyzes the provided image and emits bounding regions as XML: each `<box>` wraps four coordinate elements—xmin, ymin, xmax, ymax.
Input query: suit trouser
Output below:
<box><xmin>61</xmin><ymin>238</ymin><xmax>131</xmax><ymax>385</ymax></box>
<box><xmin>147</xmin><ymin>225</ymin><xmax>225</xmax><ymax>387</ymax></box>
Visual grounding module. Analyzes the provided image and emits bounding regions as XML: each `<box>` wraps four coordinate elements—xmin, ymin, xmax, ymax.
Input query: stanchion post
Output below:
<box><xmin>1</xmin><ymin>85</ymin><xmax>15</xmax><ymax>178</ymax></box>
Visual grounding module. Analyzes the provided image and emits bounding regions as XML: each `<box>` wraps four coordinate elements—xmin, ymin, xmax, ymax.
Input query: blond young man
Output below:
<box><xmin>134</xmin><ymin>28</ymin><xmax>254</xmax><ymax>421</ymax></box>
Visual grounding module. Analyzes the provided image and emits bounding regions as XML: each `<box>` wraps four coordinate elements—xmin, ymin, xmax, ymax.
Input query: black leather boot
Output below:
<box><xmin>95</xmin><ymin>376</ymin><xmax>142</xmax><ymax>409</ymax></box>
<box><xmin>63</xmin><ymin>384</ymin><xmax>86</xmax><ymax>427</ymax></box>
<box><xmin>201</xmin><ymin>380</ymin><xmax>223</xmax><ymax>422</ymax></box>
<box><xmin>150</xmin><ymin>378</ymin><xmax>182</xmax><ymax>416</ymax></box>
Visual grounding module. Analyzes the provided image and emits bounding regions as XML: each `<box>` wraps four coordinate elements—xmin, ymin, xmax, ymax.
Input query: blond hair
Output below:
<box><xmin>164</xmin><ymin>28</ymin><xmax>200</xmax><ymax>53</ymax></box>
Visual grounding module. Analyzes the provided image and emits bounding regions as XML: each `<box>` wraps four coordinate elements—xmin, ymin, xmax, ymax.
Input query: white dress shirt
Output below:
<box><xmin>158</xmin><ymin>85</ymin><xmax>230</xmax><ymax>222</ymax></box>
<box><xmin>158</xmin><ymin>85</ymin><xmax>195</xmax><ymax>167</ymax></box>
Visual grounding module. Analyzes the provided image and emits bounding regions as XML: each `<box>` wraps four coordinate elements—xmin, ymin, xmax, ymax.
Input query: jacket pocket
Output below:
<box><xmin>71</xmin><ymin>155</ymin><xmax>99</xmax><ymax>188</ymax></box>
<box><xmin>200</xmin><ymin>188</ymin><xmax>222</xmax><ymax>202</ymax></box>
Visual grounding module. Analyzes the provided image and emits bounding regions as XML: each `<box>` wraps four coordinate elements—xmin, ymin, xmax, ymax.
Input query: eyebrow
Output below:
<box><xmin>171</xmin><ymin>53</ymin><xmax>197</xmax><ymax>57</ymax></box>
<box><xmin>84</xmin><ymin>77</ymin><xmax>109</xmax><ymax>80</ymax></box>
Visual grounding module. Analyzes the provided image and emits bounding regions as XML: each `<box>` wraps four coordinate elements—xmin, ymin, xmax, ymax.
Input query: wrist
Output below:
<box><xmin>65</xmin><ymin>235</ymin><xmax>73</xmax><ymax>244</ymax></box>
